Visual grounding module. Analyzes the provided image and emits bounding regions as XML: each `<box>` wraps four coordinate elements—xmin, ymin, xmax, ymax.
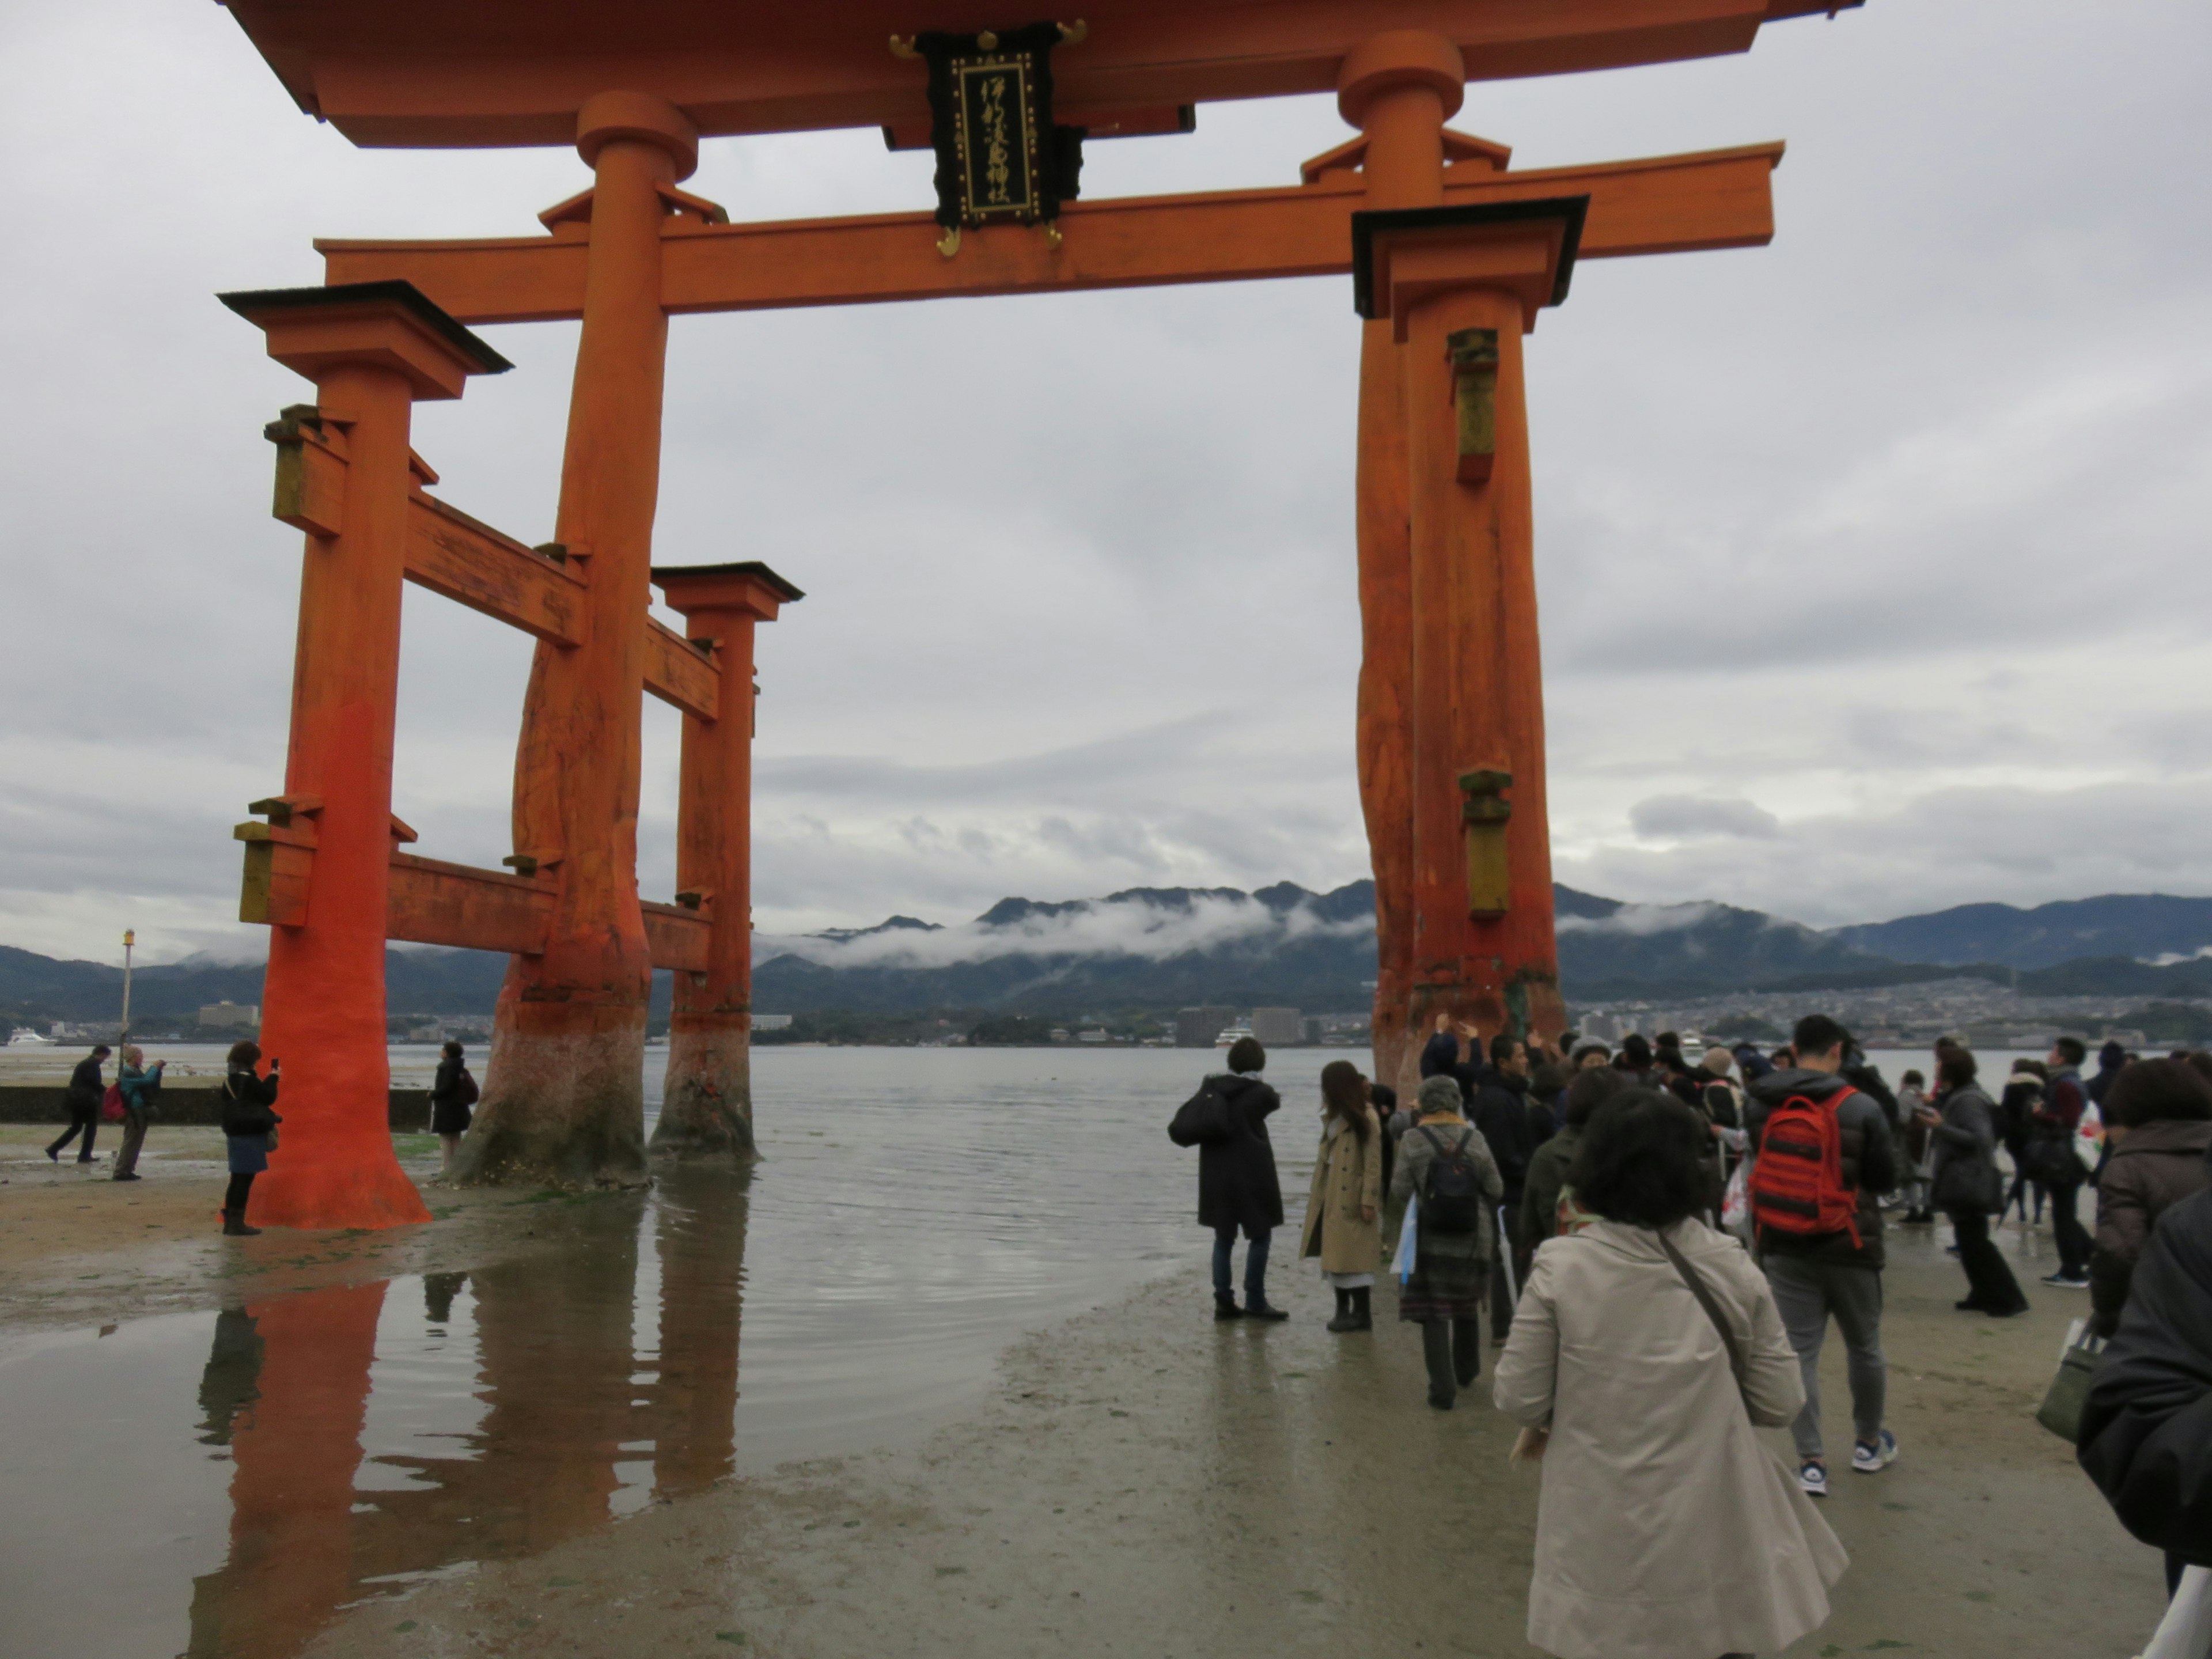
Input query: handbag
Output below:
<box><xmin>100</xmin><ymin>1084</ymin><xmax>126</xmax><ymax>1123</ymax></box>
<box><xmin>2036</xmin><ymin>1319</ymin><xmax>2105</xmax><ymax>1444</ymax></box>
<box><xmin>1933</xmin><ymin>1153</ymin><xmax>2002</xmax><ymax>1214</ymax></box>
<box><xmin>1166</xmin><ymin>1082</ymin><xmax>1236</xmax><ymax>1147</ymax></box>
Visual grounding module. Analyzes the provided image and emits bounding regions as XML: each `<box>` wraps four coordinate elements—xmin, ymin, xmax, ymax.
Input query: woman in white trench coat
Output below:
<box><xmin>1495</xmin><ymin>1088</ymin><xmax>1847</xmax><ymax>1659</ymax></box>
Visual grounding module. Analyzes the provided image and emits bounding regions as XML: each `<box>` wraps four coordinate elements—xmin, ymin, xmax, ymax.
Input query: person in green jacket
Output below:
<box><xmin>1522</xmin><ymin>1065</ymin><xmax>1629</xmax><ymax>1246</ymax></box>
<box><xmin>112</xmin><ymin>1045</ymin><xmax>165</xmax><ymax>1182</ymax></box>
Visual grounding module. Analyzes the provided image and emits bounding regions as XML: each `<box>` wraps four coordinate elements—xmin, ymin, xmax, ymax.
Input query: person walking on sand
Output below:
<box><xmin>46</xmin><ymin>1043</ymin><xmax>111</xmax><ymax>1164</ymax></box>
<box><xmin>1195</xmin><ymin>1036</ymin><xmax>1287</xmax><ymax>1321</ymax></box>
<box><xmin>2033</xmin><ymin>1036</ymin><xmax>2096</xmax><ymax>1290</ymax></box>
<box><xmin>1745</xmin><ymin>1014</ymin><xmax>1899</xmax><ymax>1498</ymax></box>
<box><xmin>1894</xmin><ymin>1069</ymin><xmax>1934</xmax><ymax>1224</ymax></box>
<box><xmin>1921</xmin><ymin>1049</ymin><xmax>2028</xmax><ymax>1317</ymax></box>
<box><xmin>111</xmin><ymin>1045</ymin><xmax>166</xmax><ymax>1182</ymax></box>
<box><xmin>1495</xmin><ymin>1089</ymin><xmax>1847</xmax><ymax>1659</ymax></box>
<box><xmin>429</xmin><ymin>1040</ymin><xmax>478</xmax><ymax>1175</ymax></box>
<box><xmin>1998</xmin><ymin>1059</ymin><xmax>2048</xmax><ymax>1227</ymax></box>
<box><xmin>1468</xmin><ymin>1033</ymin><xmax>1538</xmax><ymax>1343</ymax></box>
<box><xmin>1301</xmin><ymin>1059</ymin><xmax>1381</xmax><ymax>1334</ymax></box>
<box><xmin>218</xmin><ymin>1040</ymin><xmax>282</xmax><ymax>1237</ymax></box>
<box><xmin>1390</xmin><ymin>1074</ymin><xmax>1503</xmax><ymax>1409</ymax></box>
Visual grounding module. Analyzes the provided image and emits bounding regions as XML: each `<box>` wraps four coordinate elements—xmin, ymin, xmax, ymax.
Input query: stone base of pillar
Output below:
<box><xmin>456</xmin><ymin>999</ymin><xmax>650</xmax><ymax>1187</ymax></box>
<box><xmin>652</xmin><ymin>1022</ymin><xmax>755</xmax><ymax>1160</ymax></box>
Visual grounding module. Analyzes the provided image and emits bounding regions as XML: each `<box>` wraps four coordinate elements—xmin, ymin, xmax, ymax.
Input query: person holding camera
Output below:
<box><xmin>218</xmin><ymin>1040</ymin><xmax>282</xmax><ymax>1237</ymax></box>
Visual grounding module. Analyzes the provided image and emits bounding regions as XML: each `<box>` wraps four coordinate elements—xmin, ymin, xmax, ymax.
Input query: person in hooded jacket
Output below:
<box><xmin>1495</xmin><ymin>1088</ymin><xmax>1846</xmax><ymax>1659</ymax></box>
<box><xmin>1198</xmin><ymin>1035</ymin><xmax>1287</xmax><ymax>1321</ymax></box>
<box><xmin>429</xmin><ymin>1040</ymin><xmax>476</xmax><ymax>1175</ymax></box>
<box><xmin>1921</xmin><ymin>1048</ymin><xmax>2028</xmax><ymax>1316</ymax></box>
<box><xmin>2078</xmin><ymin>1179</ymin><xmax>2212</xmax><ymax>1596</ymax></box>
<box><xmin>2089</xmin><ymin>1058</ymin><xmax>2212</xmax><ymax>1339</ymax></box>
<box><xmin>1523</xmin><ymin>1066</ymin><xmax>1630</xmax><ymax>1247</ymax></box>
<box><xmin>1998</xmin><ymin>1059</ymin><xmax>2048</xmax><ymax>1226</ymax></box>
<box><xmin>2088</xmin><ymin>1039</ymin><xmax>2131</xmax><ymax>1112</ymax></box>
<box><xmin>1745</xmin><ymin>1014</ymin><xmax>1899</xmax><ymax>1498</ymax></box>
<box><xmin>1391</xmin><ymin>1074</ymin><xmax>1504</xmax><ymax>1408</ymax></box>
<box><xmin>218</xmin><ymin>1040</ymin><xmax>281</xmax><ymax>1237</ymax></box>
<box><xmin>1300</xmin><ymin>1059</ymin><xmax>1382</xmax><ymax>1334</ymax></box>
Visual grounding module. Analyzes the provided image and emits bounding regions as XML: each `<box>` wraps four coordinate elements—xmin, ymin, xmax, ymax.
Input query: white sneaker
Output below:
<box><xmin>1798</xmin><ymin>1460</ymin><xmax>1829</xmax><ymax>1497</ymax></box>
<box><xmin>2040</xmin><ymin>1272</ymin><xmax>2090</xmax><ymax>1289</ymax></box>
<box><xmin>1852</xmin><ymin>1431</ymin><xmax>1899</xmax><ymax>1474</ymax></box>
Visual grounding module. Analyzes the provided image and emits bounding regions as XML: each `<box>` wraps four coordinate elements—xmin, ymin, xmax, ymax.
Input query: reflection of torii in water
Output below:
<box><xmin>184</xmin><ymin>1172</ymin><xmax>748</xmax><ymax>1658</ymax></box>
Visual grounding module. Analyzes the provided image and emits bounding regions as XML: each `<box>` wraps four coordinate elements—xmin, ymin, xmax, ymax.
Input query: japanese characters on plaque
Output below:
<box><xmin>899</xmin><ymin>22</ymin><xmax>1085</xmax><ymax>242</ymax></box>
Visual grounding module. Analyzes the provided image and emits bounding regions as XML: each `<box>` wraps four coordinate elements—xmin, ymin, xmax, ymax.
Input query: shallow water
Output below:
<box><xmin>0</xmin><ymin>1047</ymin><xmax>1337</xmax><ymax>1659</ymax></box>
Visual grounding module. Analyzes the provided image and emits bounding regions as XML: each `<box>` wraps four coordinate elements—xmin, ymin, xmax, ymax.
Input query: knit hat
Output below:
<box><xmin>1418</xmin><ymin>1075</ymin><xmax>1463</xmax><ymax>1116</ymax></box>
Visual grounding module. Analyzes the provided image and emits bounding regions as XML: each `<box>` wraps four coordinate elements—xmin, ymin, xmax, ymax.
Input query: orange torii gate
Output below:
<box><xmin>215</xmin><ymin>1</ymin><xmax>1858</xmax><ymax>1226</ymax></box>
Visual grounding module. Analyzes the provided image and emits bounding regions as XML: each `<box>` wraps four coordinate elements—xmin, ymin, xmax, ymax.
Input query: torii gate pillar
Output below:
<box><xmin>649</xmin><ymin>562</ymin><xmax>802</xmax><ymax>1160</ymax></box>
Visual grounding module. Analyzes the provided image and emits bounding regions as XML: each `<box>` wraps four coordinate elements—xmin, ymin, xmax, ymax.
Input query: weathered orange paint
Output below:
<box><xmin>1343</xmin><ymin>32</ymin><xmax>1456</xmax><ymax>1102</ymax></box>
<box><xmin>315</xmin><ymin>142</ymin><xmax>1782</xmax><ymax>325</ymax></box>
<box><xmin>223</xmin><ymin>286</ymin><xmax>502</xmax><ymax>1230</ymax></box>
<box><xmin>650</xmin><ymin>563</ymin><xmax>800</xmax><ymax>1160</ymax></box>
<box><xmin>219</xmin><ymin>0</ymin><xmax>1855</xmax><ymax>150</ymax></box>
<box><xmin>1389</xmin><ymin>219</ymin><xmax>1574</xmax><ymax>1065</ymax></box>
<box><xmin>461</xmin><ymin>94</ymin><xmax>697</xmax><ymax>1188</ymax></box>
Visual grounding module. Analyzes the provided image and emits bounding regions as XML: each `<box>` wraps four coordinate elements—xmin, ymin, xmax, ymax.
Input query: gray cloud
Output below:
<box><xmin>1630</xmin><ymin>797</ymin><xmax>1782</xmax><ymax>842</ymax></box>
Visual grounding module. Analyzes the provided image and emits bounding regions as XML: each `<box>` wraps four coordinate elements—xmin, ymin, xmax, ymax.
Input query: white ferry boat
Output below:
<box><xmin>1214</xmin><ymin>1023</ymin><xmax>1254</xmax><ymax>1048</ymax></box>
<box><xmin>7</xmin><ymin>1028</ymin><xmax>55</xmax><ymax>1047</ymax></box>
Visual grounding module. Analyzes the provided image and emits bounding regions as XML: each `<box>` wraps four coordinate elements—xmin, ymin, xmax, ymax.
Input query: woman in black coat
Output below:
<box><xmin>1922</xmin><ymin>1048</ymin><xmax>2029</xmax><ymax>1316</ymax></box>
<box><xmin>1199</xmin><ymin>1036</ymin><xmax>1287</xmax><ymax>1321</ymax></box>
<box><xmin>218</xmin><ymin>1040</ymin><xmax>282</xmax><ymax>1237</ymax></box>
<box><xmin>429</xmin><ymin>1040</ymin><xmax>476</xmax><ymax>1174</ymax></box>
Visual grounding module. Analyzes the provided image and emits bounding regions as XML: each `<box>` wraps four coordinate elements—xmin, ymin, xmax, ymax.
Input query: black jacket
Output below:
<box><xmin>67</xmin><ymin>1054</ymin><xmax>104</xmax><ymax>1103</ymax></box>
<box><xmin>1418</xmin><ymin>1032</ymin><xmax>1460</xmax><ymax>1080</ymax></box>
<box><xmin>1196</xmin><ymin>1074</ymin><xmax>1283</xmax><ymax>1234</ymax></box>
<box><xmin>221</xmin><ymin>1067</ymin><xmax>281</xmax><ymax>1138</ymax></box>
<box><xmin>1745</xmin><ymin>1067</ymin><xmax>1897</xmax><ymax>1270</ymax></box>
<box><xmin>1467</xmin><ymin>1068</ymin><xmax>1536</xmax><ymax>1198</ymax></box>
<box><xmin>2078</xmin><ymin>1180</ymin><xmax>2212</xmax><ymax>1566</ymax></box>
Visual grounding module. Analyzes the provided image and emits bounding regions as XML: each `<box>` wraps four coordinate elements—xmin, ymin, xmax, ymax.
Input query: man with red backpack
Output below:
<box><xmin>1746</xmin><ymin>1013</ymin><xmax>1900</xmax><ymax>1499</ymax></box>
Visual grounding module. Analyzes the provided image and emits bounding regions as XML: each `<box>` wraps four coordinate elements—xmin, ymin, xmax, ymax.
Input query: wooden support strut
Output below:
<box><xmin>317</xmin><ymin>143</ymin><xmax>1783</xmax><ymax>325</ymax></box>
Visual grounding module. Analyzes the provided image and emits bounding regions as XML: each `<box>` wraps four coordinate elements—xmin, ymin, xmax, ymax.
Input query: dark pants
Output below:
<box><xmin>46</xmin><ymin>1103</ymin><xmax>98</xmax><ymax>1160</ymax></box>
<box><xmin>1213</xmin><ymin>1225</ymin><xmax>1270</xmax><ymax>1304</ymax></box>
<box><xmin>2003</xmin><ymin>1158</ymin><xmax>2045</xmax><ymax>1223</ymax></box>
<box><xmin>112</xmin><ymin>1108</ymin><xmax>148</xmax><ymax>1177</ymax></box>
<box><xmin>1421</xmin><ymin>1317</ymin><xmax>1483</xmax><ymax>1406</ymax></box>
<box><xmin>1490</xmin><ymin>1200</ymin><xmax>1525</xmax><ymax>1340</ymax></box>
<box><xmin>2049</xmin><ymin>1178</ymin><xmax>2090</xmax><ymax>1277</ymax></box>
<box><xmin>225</xmin><ymin>1172</ymin><xmax>256</xmax><ymax>1213</ymax></box>
<box><xmin>1948</xmin><ymin>1208</ymin><xmax>2029</xmax><ymax>1313</ymax></box>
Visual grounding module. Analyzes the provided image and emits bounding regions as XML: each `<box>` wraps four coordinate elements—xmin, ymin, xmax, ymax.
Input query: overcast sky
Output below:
<box><xmin>3</xmin><ymin>1</ymin><xmax>2209</xmax><ymax>964</ymax></box>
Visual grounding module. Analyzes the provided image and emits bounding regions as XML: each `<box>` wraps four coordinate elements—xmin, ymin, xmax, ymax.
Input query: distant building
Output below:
<box><xmin>1050</xmin><ymin>1028</ymin><xmax>1073</xmax><ymax>1044</ymax></box>
<box><xmin>1077</xmin><ymin>1028</ymin><xmax>1108</xmax><ymax>1044</ymax></box>
<box><xmin>1580</xmin><ymin>1012</ymin><xmax>1623</xmax><ymax>1043</ymax></box>
<box><xmin>1302</xmin><ymin>1016</ymin><xmax>1325</xmax><ymax>1045</ymax></box>
<box><xmin>196</xmin><ymin>1001</ymin><xmax>260</xmax><ymax>1030</ymax></box>
<box><xmin>752</xmin><ymin>1014</ymin><xmax>794</xmax><ymax>1031</ymax></box>
<box><xmin>1175</xmin><ymin>1006</ymin><xmax>1234</xmax><ymax>1048</ymax></box>
<box><xmin>1250</xmin><ymin>1007</ymin><xmax>1303</xmax><ymax>1047</ymax></box>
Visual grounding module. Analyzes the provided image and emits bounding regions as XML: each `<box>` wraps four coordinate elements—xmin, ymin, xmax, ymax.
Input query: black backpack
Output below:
<box><xmin>455</xmin><ymin>1069</ymin><xmax>479</xmax><ymax>1108</ymax></box>
<box><xmin>1417</xmin><ymin>1125</ymin><xmax>1483</xmax><ymax>1235</ymax></box>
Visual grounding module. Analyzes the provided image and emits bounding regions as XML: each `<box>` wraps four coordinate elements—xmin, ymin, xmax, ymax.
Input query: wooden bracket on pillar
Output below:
<box><xmin>1447</xmin><ymin>327</ymin><xmax>1498</xmax><ymax>483</ymax></box>
<box><xmin>265</xmin><ymin>406</ymin><xmax>350</xmax><ymax>536</ymax></box>
<box><xmin>1459</xmin><ymin>768</ymin><xmax>1512</xmax><ymax>917</ymax></box>
<box><xmin>237</xmin><ymin>798</ymin><xmax>321</xmax><ymax>926</ymax></box>
<box><xmin>1350</xmin><ymin>197</ymin><xmax>1587</xmax><ymax>339</ymax></box>
<box><xmin>501</xmin><ymin>849</ymin><xmax>564</xmax><ymax>877</ymax></box>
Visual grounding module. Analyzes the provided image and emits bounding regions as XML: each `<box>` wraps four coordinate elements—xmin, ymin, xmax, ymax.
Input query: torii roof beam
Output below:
<box><xmin>222</xmin><ymin>1</ymin><xmax>1858</xmax><ymax>149</ymax></box>
<box><xmin>321</xmin><ymin>142</ymin><xmax>1782</xmax><ymax>327</ymax></box>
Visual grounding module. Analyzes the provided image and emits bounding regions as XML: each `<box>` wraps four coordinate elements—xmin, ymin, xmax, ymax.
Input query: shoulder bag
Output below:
<box><xmin>1652</xmin><ymin>1226</ymin><xmax>1751</xmax><ymax>1411</ymax></box>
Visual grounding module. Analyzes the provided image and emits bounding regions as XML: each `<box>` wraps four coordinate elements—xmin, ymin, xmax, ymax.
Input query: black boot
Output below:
<box><xmin>1422</xmin><ymin>1320</ymin><xmax>1456</xmax><ymax>1409</ymax></box>
<box><xmin>1349</xmin><ymin>1285</ymin><xmax>1373</xmax><ymax>1331</ymax></box>
<box><xmin>222</xmin><ymin>1209</ymin><xmax>262</xmax><ymax>1238</ymax></box>
<box><xmin>1244</xmin><ymin>1296</ymin><xmax>1290</xmax><ymax>1322</ymax></box>
<box><xmin>1327</xmin><ymin>1288</ymin><xmax>1357</xmax><ymax>1333</ymax></box>
<box><xmin>1214</xmin><ymin>1293</ymin><xmax>1243</xmax><ymax>1320</ymax></box>
<box><xmin>1452</xmin><ymin>1317</ymin><xmax>1483</xmax><ymax>1388</ymax></box>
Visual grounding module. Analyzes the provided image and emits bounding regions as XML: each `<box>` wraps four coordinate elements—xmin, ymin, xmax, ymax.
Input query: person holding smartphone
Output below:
<box><xmin>218</xmin><ymin>1040</ymin><xmax>282</xmax><ymax>1236</ymax></box>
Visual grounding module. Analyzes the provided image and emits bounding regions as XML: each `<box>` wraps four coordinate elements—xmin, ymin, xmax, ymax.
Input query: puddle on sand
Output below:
<box><xmin>1</xmin><ymin>1047</ymin><xmax>1327</xmax><ymax>1659</ymax></box>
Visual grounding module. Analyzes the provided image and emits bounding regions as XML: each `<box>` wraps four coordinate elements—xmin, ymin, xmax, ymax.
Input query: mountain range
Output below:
<box><xmin>8</xmin><ymin>886</ymin><xmax>2212</xmax><ymax>1026</ymax></box>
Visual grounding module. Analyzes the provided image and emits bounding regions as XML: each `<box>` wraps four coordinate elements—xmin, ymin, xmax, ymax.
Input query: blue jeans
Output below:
<box><xmin>1213</xmin><ymin>1225</ymin><xmax>1270</xmax><ymax>1302</ymax></box>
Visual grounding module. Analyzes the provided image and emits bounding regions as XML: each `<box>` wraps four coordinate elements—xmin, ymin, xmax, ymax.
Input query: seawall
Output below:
<box><xmin>0</xmin><ymin>1085</ymin><xmax>431</xmax><ymax>1128</ymax></box>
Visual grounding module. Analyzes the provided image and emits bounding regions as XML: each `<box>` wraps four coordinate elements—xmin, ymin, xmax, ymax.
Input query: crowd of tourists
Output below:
<box><xmin>1173</xmin><ymin>1014</ymin><xmax>2212</xmax><ymax>1659</ymax></box>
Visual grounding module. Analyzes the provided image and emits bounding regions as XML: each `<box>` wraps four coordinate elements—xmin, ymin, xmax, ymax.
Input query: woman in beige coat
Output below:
<box><xmin>1495</xmin><ymin>1088</ymin><xmax>1845</xmax><ymax>1659</ymax></box>
<box><xmin>1300</xmin><ymin>1059</ymin><xmax>1382</xmax><ymax>1332</ymax></box>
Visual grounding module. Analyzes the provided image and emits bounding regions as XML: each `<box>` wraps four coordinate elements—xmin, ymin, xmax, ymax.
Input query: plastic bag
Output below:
<box><xmin>2142</xmin><ymin>1565</ymin><xmax>2212</xmax><ymax>1659</ymax></box>
<box><xmin>1721</xmin><ymin>1160</ymin><xmax>1749</xmax><ymax>1229</ymax></box>
<box><xmin>2075</xmin><ymin>1102</ymin><xmax>2105</xmax><ymax>1177</ymax></box>
<box><xmin>1393</xmin><ymin>1198</ymin><xmax>1419</xmax><ymax>1283</ymax></box>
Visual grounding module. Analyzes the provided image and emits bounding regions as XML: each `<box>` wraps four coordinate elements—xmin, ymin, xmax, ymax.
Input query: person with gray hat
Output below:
<box><xmin>1389</xmin><ymin>1074</ymin><xmax>1504</xmax><ymax>1408</ymax></box>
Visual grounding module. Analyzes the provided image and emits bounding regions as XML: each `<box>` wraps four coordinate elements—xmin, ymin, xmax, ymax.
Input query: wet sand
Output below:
<box><xmin>291</xmin><ymin>1219</ymin><xmax>2161</xmax><ymax>1659</ymax></box>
